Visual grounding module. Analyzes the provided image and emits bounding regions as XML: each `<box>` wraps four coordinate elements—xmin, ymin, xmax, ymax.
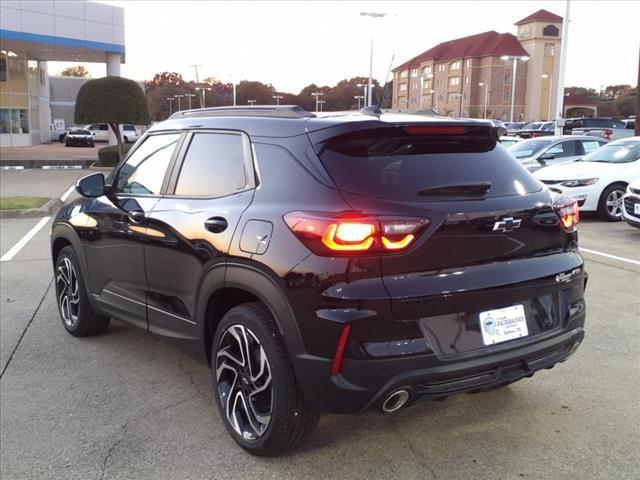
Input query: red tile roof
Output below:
<box><xmin>515</xmin><ymin>9</ymin><xmax>563</xmax><ymax>25</ymax></box>
<box><xmin>563</xmin><ymin>95</ymin><xmax>599</xmax><ymax>106</ymax></box>
<box><xmin>393</xmin><ymin>31</ymin><xmax>529</xmax><ymax>71</ymax></box>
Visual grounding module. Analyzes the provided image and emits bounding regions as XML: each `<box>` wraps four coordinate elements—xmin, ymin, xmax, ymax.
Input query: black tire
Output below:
<box><xmin>597</xmin><ymin>183</ymin><xmax>626</xmax><ymax>221</ymax></box>
<box><xmin>212</xmin><ymin>302</ymin><xmax>319</xmax><ymax>456</ymax></box>
<box><xmin>55</xmin><ymin>246</ymin><xmax>110</xmax><ymax>337</ymax></box>
<box><xmin>65</xmin><ymin>140</ymin><xmax>71</xmax><ymax>147</ymax></box>
<box><xmin>124</xmin><ymin>136</ymin><xmax>129</xmax><ymax>144</ymax></box>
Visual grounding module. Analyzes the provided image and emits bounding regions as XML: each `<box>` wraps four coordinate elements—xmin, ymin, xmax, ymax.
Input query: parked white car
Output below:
<box><xmin>84</xmin><ymin>123</ymin><xmax>144</xmax><ymax>143</ymax></box>
<box><xmin>621</xmin><ymin>178</ymin><xmax>640</xmax><ymax>228</ymax></box>
<box><xmin>507</xmin><ymin>136</ymin><xmax>608</xmax><ymax>172</ymax></box>
<box><xmin>534</xmin><ymin>137</ymin><xmax>640</xmax><ymax>221</ymax></box>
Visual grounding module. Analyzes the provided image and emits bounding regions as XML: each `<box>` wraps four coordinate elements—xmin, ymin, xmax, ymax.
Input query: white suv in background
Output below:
<box><xmin>622</xmin><ymin>179</ymin><xmax>640</xmax><ymax>228</ymax></box>
<box><xmin>84</xmin><ymin>123</ymin><xmax>144</xmax><ymax>143</ymax></box>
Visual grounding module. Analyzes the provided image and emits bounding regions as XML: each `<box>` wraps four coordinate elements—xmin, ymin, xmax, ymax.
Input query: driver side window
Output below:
<box><xmin>115</xmin><ymin>133</ymin><xmax>180</xmax><ymax>195</ymax></box>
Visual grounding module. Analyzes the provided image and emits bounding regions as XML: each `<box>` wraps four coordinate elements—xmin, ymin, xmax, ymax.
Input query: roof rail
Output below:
<box><xmin>169</xmin><ymin>105</ymin><xmax>315</xmax><ymax>119</ymax></box>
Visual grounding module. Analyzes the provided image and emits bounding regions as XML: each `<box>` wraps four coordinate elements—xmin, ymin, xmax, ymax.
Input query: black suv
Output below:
<box><xmin>51</xmin><ymin>106</ymin><xmax>586</xmax><ymax>456</ymax></box>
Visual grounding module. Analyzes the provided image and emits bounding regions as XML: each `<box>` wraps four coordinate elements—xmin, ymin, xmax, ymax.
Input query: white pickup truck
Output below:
<box><xmin>565</xmin><ymin>117</ymin><xmax>635</xmax><ymax>141</ymax></box>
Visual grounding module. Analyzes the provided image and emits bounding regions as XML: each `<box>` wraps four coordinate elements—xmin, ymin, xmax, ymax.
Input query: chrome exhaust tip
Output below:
<box><xmin>381</xmin><ymin>389</ymin><xmax>410</xmax><ymax>413</ymax></box>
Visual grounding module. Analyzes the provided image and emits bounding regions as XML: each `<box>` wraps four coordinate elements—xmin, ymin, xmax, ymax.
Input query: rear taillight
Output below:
<box><xmin>284</xmin><ymin>211</ymin><xmax>429</xmax><ymax>255</ymax></box>
<box><xmin>532</xmin><ymin>131</ymin><xmax>541</xmax><ymax>138</ymax></box>
<box><xmin>554</xmin><ymin>197</ymin><xmax>579</xmax><ymax>232</ymax></box>
<box><xmin>603</xmin><ymin>128</ymin><xmax>613</xmax><ymax>140</ymax></box>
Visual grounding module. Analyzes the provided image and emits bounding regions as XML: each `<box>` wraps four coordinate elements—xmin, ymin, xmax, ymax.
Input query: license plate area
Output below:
<box><xmin>634</xmin><ymin>203</ymin><xmax>640</xmax><ymax>215</ymax></box>
<box><xmin>479</xmin><ymin>304</ymin><xmax>528</xmax><ymax>346</ymax></box>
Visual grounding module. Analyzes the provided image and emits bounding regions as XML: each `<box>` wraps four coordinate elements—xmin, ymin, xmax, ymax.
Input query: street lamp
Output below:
<box><xmin>541</xmin><ymin>73</ymin><xmax>553</xmax><ymax>121</ymax></box>
<box><xmin>311</xmin><ymin>91</ymin><xmax>323</xmax><ymax>112</ymax></box>
<box><xmin>195</xmin><ymin>86</ymin><xmax>212</xmax><ymax>108</ymax></box>
<box><xmin>272</xmin><ymin>94</ymin><xmax>283</xmax><ymax>106</ymax></box>
<box><xmin>165</xmin><ymin>97</ymin><xmax>174</xmax><ymax>116</ymax></box>
<box><xmin>318</xmin><ymin>100</ymin><xmax>326</xmax><ymax>112</ymax></box>
<box><xmin>354</xmin><ymin>95</ymin><xmax>365</xmax><ymax>109</ymax></box>
<box><xmin>419</xmin><ymin>71</ymin><xmax>433</xmax><ymax>109</ymax></box>
<box><xmin>227</xmin><ymin>74</ymin><xmax>237</xmax><ymax>106</ymax></box>
<box><xmin>478</xmin><ymin>82</ymin><xmax>489</xmax><ymax>119</ymax></box>
<box><xmin>248</xmin><ymin>99</ymin><xmax>257</xmax><ymax>106</ymax></box>
<box><xmin>174</xmin><ymin>94</ymin><xmax>184</xmax><ymax>111</ymax></box>
<box><xmin>184</xmin><ymin>93</ymin><xmax>196</xmax><ymax>110</ymax></box>
<box><xmin>501</xmin><ymin>55</ymin><xmax>529</xmax><ymax>122</ymax></box>
<box><xmin>360</xmin><ymin>12</ymin><xmax>387</xmax><ymax>106</ymax></box>
<box><xmin>356</xmin><ymin>82</ymin><xmax>368</xmax><ymax>105</ymax></box>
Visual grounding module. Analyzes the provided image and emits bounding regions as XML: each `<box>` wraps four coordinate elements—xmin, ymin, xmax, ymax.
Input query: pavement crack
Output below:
<box><xmin>0</xmin><ymin>277</ymin><xmax>53</xmax><ymax>379</ymax></box>
<box><xmin>97</xmin><ymin>395</ymin><xmax>197</xmax><ymax>480</ymax></box>
<box><xmin>389</xmin><ymin>416</ymin><xmax>437</xmax><ymax>480</ymax></box>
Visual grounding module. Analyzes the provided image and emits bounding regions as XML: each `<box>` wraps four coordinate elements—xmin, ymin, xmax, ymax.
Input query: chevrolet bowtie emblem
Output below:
<box><xmin>492</xmin><ymin>217</ymin><xmax>522</xmax><ymax>233</ymax></box>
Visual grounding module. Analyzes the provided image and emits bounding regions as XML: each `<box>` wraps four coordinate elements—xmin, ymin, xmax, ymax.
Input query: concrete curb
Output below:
<box><xmin>0</xmin><ymin>159</ymin><xmax>96</xmax><ymax>168</ymax></box>
<box><xmin>0</xmin><ymin>198</ymin><xmax>63</xmax><ymax>219</ymax></box>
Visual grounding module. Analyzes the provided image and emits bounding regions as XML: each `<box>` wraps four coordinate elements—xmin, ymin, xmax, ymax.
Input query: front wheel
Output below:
<box><xmin>55</xmin><ymin>246</ymin><xmax>110</xmax><ymax>336</ymax></box>
<box><xmin>212</xmin><ymin>303</ymin><xmax>319</xmax><ymax>456</ymax></box>
<box><xmin>598</xmin><ymin>183</ymin><xmax>626</xmax><ymax>221</ymax></box>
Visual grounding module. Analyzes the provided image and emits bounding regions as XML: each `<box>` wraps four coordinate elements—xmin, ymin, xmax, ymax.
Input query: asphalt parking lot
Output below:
<box><xmin>1</xmin><ymin>171</ymin><xmax>639</xmax><ymax>480</ymax></box>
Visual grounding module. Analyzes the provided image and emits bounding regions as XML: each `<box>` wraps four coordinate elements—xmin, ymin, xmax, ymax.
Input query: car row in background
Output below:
<box><xmin>564</xmin><ymin>116</ymin><xmax>634</xmax><ymax>141</ymax></box>
<box><xmin>532</xmin><ymin>137</ymin><xmax>640</xmax><ymax>221</ymax></box>
<box><xmin>622</xmin><ymin>178</ymin><xmax>640</xmax><ymax>228</ymax></box>
<box><xmin>59</xmin><ymin>123</ymin><xmax>145</xmax><ymax>145</ymax></box>
<box><xmin>506</xmin><ymin>135</ymin><xmax>607</xmax><ymax>172</ymax></box>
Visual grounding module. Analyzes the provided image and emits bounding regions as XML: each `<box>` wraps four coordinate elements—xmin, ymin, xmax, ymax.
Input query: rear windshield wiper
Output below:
<box><xmin>417</xmin><ymin>182</ymin><xmax>492</xmax><ymax>196</ymax></box>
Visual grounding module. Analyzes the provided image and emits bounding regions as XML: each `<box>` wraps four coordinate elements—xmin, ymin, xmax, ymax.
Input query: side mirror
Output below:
<box><xmin>539</xmin><ymin>152</ymin><xmax>556</xmax><ymax>161</ymax></box>
<box><xmin>76</xmin><ymin>173</ymin><xmax>106</xmax><ymax>198</ymax></box>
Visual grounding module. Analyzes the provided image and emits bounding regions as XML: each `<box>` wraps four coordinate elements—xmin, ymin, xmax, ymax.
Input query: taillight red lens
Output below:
<box><xmin>604</xmin><ymin>128</ymin><xmax>613</xmax><ymax>140</ymax></box>
<box><xmin>403</xmin><ymin>125</ymin><xmax>466</xmax><ymax>135</ymax></box>
<box><xmin>284</xmin><ymin>212</ymin><xmax>429</xmax><ymax>255</ymax></box>
<box><xmin>554</xmin><ymin>197</ymin><xmax>579</xmax><ymax>232</ymax></box>
<box><xmin>532</xmin><ymin>131</ymin><xmax>541</xmax><ymax>138</ymax></box>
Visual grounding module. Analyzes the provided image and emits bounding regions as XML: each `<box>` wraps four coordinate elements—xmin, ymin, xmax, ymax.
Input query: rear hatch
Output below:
<box><xmin>308</xmin><ymin>119</ymin><xmax>583</xmax><ymax>357</ymax></box>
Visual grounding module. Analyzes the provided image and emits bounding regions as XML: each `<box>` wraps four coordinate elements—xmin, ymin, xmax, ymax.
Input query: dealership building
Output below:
<box><xmin>392</xmin><ymin>9</ymin><xmax>563</xmax><ymax>122</ymax></box>
<box><xmin>0</xmin><ymin>0</ymin><xmax>125</xmax><ymax>147</ymax></box>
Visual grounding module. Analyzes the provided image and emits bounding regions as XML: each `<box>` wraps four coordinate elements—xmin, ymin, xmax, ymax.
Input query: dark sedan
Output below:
<box><xmin>64</xmin><ymin>129</ymin><xmax>95</xmax><ymax>147</ymax></box>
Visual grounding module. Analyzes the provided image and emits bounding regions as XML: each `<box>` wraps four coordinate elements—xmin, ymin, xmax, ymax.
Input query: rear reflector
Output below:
<box><xmin>330</xmin><ymin>324</ymin><xmax>352</xmax><ymax>375</ymax></box>
<box><xmin>554</xmin><ymin>197</ymin><xmax>579</xmax><ymax>232</ymax></box>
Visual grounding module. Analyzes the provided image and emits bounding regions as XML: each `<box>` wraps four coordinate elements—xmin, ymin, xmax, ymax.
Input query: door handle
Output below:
<box><xmin>204</xmin><ymin>217</ymin><xmax>228</xmax><ymax>233</ymax></box>
<box><xmin>128</xmin><ymin>209</ymin><xmax>145</xmax><ymax>223</ymax></box>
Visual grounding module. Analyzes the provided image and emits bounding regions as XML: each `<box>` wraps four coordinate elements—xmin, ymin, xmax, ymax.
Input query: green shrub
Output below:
<box><xmin>97</xmin><ymin>144</ymin><xmax>133</xmax><ymax>167</ymax></box>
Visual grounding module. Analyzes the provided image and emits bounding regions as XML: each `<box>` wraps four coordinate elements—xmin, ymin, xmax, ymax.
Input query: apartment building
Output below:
<box><xmin>392</xmin><ymin>9</ymin><xmax>563</xmax><ymax>122</ymax></box>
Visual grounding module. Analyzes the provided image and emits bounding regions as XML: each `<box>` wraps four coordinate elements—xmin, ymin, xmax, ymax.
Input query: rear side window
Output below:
<box><xmin>580</xmin><ymin>140</ymin><xmax>604</xmax><ymax>154</ymax></box>
<box><xmin>547</xmin><ymin>140</ymin><xmax>577</xmax><ymax>157</ymax></box>
<box><xmin>116</xmin><ymin>133</ymin><xmax>180</xmax><ymax>195</ymax></box>
<box><xmin>174</xmin><ymin>132</ymin><xmax>248</xmax><ymax>197</ymax></box>
<box><xmin>314</xmin><ymin>126</ymin><xmax>542</xmax><ymax>201</ymax></box>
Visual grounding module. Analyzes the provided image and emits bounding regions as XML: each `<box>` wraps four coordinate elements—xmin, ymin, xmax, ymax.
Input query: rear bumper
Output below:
<box><xmin>292</xmin><ymin>325</ymin><xmax>584</xmax><ymax>414</ymax></box>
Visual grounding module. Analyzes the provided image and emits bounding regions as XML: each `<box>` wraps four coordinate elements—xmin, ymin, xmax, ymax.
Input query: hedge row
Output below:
<box><xmin>96</xmin><ymin>144</ymin><xmax>133</xmax><ymax>167</ymax></box>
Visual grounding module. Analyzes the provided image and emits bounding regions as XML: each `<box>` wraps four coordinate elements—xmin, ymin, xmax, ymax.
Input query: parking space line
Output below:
<box><xmin>0</xmin><ymin>217</ymin><xmax>51</xmax><ymax>262</ymax></box>
<box><xmin>60</xmin><ymin>185</ymin><xmax>75</xmax><ymax>202</ymax></box>
<box><xmin>579</xmin><ymin>247</ymin><xmax>640</xmax><ymax>266</ymax></box>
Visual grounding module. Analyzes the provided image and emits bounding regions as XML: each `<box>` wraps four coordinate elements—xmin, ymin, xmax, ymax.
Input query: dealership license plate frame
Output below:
<box><xmin>479</xmin><ymin>304</ymin><xmax>528</xmax><ymax>346</ymax></box>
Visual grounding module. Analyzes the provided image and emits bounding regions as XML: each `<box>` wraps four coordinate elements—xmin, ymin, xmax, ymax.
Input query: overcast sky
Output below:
<box><xmin>51</xmin><ymin>1</ymin><xmax>639</xmax><ymax>93</ymax></box>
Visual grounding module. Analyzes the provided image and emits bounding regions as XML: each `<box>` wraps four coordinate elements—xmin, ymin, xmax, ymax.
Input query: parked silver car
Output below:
<box><xmin>506</xmin><ymin>135</ymin><xmax>608</xmax><ymax>172</ymax></box>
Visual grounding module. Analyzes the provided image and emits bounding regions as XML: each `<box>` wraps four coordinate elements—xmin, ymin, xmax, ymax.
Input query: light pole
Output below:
<box><xmin>165</xmin><ymin>97</ymin><xmax>174</xmax><ymax>116</ymax></box>
<box><xmin>188</xmin><ymin>64</ymin><xmax>203</xmax><ymax>106</ymax></box>
<box><xmin>360</xmin><ymin>12</ymin><xmax>387</xmax><ymax>106</ymax></box>
<box><xmin>227</xmin><ymin>74</ymin><xmax>237</xmax><ymax>106</ymax></box>
<box><xmin>195</xmin><ymin>86</ymin><xmax>211</xmax><ymax>108</ymax></box>
<box><xmin>501</xmin><ymin>55</ymin><xmax>529</xmax><ymax>122</ymax></box>
<box><xmin>311</xmin><ymin>91</ymin><xmax>323</xmax><ymax>112</ymax></box>
<box><xmin>248</xmin><ymin>99</ymin><xmax>256</xmax><ymax>106</ymax></box>
<box><xmin>554</xmin><ymin>0</ymin><xmax>571</xmax><ymax>135</ymax></box>
<box><xmin>478</xmin><ymin>82</ymin><xmax>489</xmax><ymax>119</ymax></box>
<box><xmin>272</xmin><ymin>94</ymin><xmax>283</xmax><ymax>106</ymax></box>
<box><xmin>419</xmin><ymin>71</ymin><xmax>433</xmax><ymax>109</ymax></box>
<box><xmin>318</xmin><ymin>100</ymin><xmax>326</xmax><ymax>112</ymax></box>
<box><xmin>354</xmin><ymin>95</ymin><xmax>364</xmax><ymax>109</ymax></box>
<box><xmin>174</xmin><ymin>94</ymin><xmax>184</xmax><ymax>111</ymax></box>
<box><xmin>541</xmin><ymin>73</ymin><xmax>553</xmax><ymax>121</ymax></box>
<box><xmin>356</xmin><ymin>83</ymin><xmax>368</xmax><ymax>106</ymax></box>
<box><xmin>184</xmin><ymin>93</ymin><xmax>196</xmax><ymax>110</ymax></box>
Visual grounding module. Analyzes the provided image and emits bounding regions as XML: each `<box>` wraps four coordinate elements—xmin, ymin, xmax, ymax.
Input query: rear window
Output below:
<box><xmin>314</xmin><ymin>126</ymin><xmax>542</xmax><ymax>201</ymax></box>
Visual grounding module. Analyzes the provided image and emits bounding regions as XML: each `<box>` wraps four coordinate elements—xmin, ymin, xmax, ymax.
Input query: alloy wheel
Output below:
<box><xmin>56</xmin><ymin>257</ymin><xmax>80</xmax><ymax>329</ymax></box>
<box><xmin>215</xmin><ymin>324</ymin><xmax>273</xmax><ymax>440</ymax></box>
<box><xmin>605</xmin><ymin>189</ymin><xmax>624</xmax><ymax>218</ymax></box>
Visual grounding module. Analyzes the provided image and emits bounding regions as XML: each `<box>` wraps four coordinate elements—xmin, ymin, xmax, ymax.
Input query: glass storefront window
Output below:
<box><xmin>0</xmin><ymin>109</ymin><xmax>9</xmax><ymax>133</ymax></box>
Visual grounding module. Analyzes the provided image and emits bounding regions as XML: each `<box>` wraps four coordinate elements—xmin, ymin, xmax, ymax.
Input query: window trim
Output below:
<box><xmin>164</xmin><ymin>129</ymin><xmax>257</xmax><ymax>199</ymax></box>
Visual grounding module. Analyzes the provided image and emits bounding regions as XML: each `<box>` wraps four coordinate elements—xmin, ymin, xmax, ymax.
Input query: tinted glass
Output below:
<box><xmin>116</xmin><ymin>134</ymin><xmax>180</xmax><ymax>194</ymax></box>
<box><xmin>547</xmin><ymin>140</ymin><xmax>576</xmax><ymax>157</ymax></box>
<box><xmin>507</xmin><ymin>139</ymin><xmax>553</xmax><ymax>158</ymax></box>
<box><xmin>69</xmin><ymin>129</ymin><xmax>90</xmax><ymax>135</ymax></box>
<box><xmin>582</xmin><ymin>142</ymin><xmax>640</xmax><ymax>163</ymax></box>
<box><xmin>99</xmin><ymin>124</ymin><xmax>108</xmax><ymax>130</ymax></box>
<box><xmin>316</xmin><ymin>127</ymin><xmax>541</xmax><ymax>201</ymax></box>
<box><xmin>175</xmin><ymin>132</ymin><xmax>247</xmax><ymax>197</ymax></box>
<box><xmin>123</xmin><ymin>125</ymin><xmax>135</xmax><ymax>131</ymax></box>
